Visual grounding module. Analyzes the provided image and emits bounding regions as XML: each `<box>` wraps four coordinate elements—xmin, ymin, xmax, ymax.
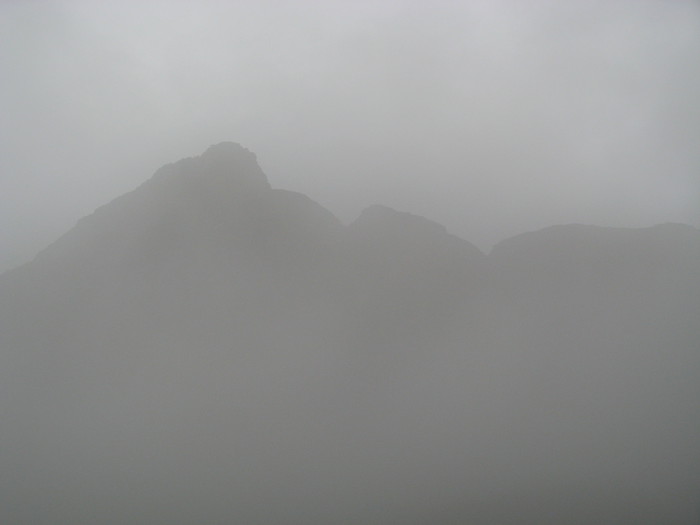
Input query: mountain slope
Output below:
<box><xmin>1</xmin><ymin>144</ymin><xmax>698</xmax><ymax>524</ymax></box>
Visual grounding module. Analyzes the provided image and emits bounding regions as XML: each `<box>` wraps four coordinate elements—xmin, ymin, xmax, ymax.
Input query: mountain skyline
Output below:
<box><xmin>5</xmin><ymin>141</ymin><xmax>697</xmax><ymax>276</ymax></box>
<box><xmin>2</xmin><ymin>1</ymin><xmax>699</xmax><ymax>273</ymax></box>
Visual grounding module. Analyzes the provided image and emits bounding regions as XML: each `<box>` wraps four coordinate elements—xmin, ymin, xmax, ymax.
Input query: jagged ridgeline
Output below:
<box><xmin>1</xmin><ymin>144</ymin><xmax>699</xmax><ymax>525</ymax></box>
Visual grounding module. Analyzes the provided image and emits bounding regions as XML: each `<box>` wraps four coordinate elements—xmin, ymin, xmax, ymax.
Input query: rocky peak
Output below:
<box><xmin>150</xmin><ymin>141</ymin><xmax>271</xmax><ymax>194</ymax></box>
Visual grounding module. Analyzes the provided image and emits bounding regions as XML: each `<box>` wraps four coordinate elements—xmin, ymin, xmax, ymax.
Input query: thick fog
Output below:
<box><xmin>1</xmin><ymin>3</ymin><xmax>700</xmax><ymax>525</ymax></box>
<box><xmin>1</xmin><ymin>142</ymin><xmax>699</xmax><ymax>524</ymax></box>
<box><xmin>1</xmin><ymin>0</ymin><xmax>699</xmax><ymax>272</ymax></box>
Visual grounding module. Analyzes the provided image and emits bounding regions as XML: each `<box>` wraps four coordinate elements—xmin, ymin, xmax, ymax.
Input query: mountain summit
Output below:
<box><xmin>150</xmin><ymin>141</ymin><xmax>272</xmax><ymax>193</ymax></box>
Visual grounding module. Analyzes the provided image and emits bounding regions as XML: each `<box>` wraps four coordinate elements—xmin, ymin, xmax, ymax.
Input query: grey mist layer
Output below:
<box><xmin>1</xmin><ymin>0</ymin><xmax>699</xmax><ymax>273</ymax></box>
<box><xmin>1</xmin><ymin>143</ymin><xmax>699</xmax><ymax>524</ymax></box>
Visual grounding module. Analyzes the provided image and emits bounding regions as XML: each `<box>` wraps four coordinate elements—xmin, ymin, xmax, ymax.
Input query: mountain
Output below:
<box><xmin>1</xmin><ymin>143</ymin><xmax>698</xmax><ymax>524</ymax></box>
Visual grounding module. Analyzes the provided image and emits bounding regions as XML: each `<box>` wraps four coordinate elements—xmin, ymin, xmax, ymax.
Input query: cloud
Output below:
<box><xmin>1</xmin><ymin>0</ymin><xmax>699</xmax><ymax>271</ymax></box>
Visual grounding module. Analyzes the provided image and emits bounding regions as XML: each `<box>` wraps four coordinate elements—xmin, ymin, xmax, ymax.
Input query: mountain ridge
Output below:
<box><xmin>9</xmin><ymin>142</ymin><xmax>697</xmax><ymax>280</ymax></box>
<box><xmin>0</xmin><ymin>143</ymin><xmax>698</xmax><ymax>525</ymax></box>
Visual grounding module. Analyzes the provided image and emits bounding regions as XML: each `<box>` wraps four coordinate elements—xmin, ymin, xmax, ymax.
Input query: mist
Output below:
<box><xmin>1</xmin><ymin>2</ymin><xmax>700</xmax><ymax>524</ymax></box>
<box><xmin>1</xmin><ymin>142</ymin><xmax>698</xmax><ymax>523</ymax></box>
<box><xmin>2</xmin><ymin>0</ymin><xmax>699</xmax><ymax>272</ymax></box>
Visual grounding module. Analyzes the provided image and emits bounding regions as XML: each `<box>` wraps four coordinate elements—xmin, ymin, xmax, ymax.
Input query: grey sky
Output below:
<box><xmin>1</xmin><ymin>0</ymin><xmax>699</xmax><ymax>272</ymax></box>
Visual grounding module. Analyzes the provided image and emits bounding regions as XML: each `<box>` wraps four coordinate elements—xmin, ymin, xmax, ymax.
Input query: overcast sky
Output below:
<box><xmin>1</xmin><ymin>0</ymin><xmax>699</xmax><ymax>272</ymax></box>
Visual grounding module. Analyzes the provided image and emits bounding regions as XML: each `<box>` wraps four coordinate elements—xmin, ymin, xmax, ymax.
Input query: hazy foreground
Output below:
<box><xmin>1</xmin><ymin>143</ymin><xmax>699</xmax><ymax>524</ymax></box>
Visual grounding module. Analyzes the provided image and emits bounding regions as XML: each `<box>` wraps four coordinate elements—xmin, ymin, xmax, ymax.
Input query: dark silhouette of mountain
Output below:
<box><xmin>341</xmin><ymin>205</ymin><xmax>486</xmax><ymax>361</ymax></box>
<box><xmin>1</xmin><ymin>144</ymin><xmax>698</xmax><ymax>524</ymax></box>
